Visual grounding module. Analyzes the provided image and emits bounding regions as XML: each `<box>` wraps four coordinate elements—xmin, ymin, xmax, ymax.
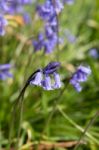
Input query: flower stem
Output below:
<box><xmin>73</xmin><ymin>110</ymin><xmax>99</xmax><ymax>150</ymax></box>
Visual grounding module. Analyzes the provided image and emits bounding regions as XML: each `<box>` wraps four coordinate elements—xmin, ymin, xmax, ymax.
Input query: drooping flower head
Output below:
<box><xmin>29</xmin><ymin>69</ymin><xmax>43</xmax><ymax>86</ymax></box>
<box><xmin>0</xmin><ymin>64</ymin><xmax>13</xmax><ymax>80</ymax></box>
<box><xmin>70</xmin><ymin>65</ymin><xmax>91</xmax><ymax>92</ymax></box>
<box><xmin>30</xmin><ymin>62</ymin><xmax>62</xmax><ymax>90</ymax></box>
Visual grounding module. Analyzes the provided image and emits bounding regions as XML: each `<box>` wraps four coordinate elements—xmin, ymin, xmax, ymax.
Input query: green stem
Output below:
<box><xmin>73</xmin><ymin>110</ymin><xmax>99</xmax><ymax>150</ymax></box>
<box><xmin>58</xmin><ymin>107</ymin><xmax>99</xmax><ymax>148</ymax></box>
<box><xmin>37</xmin><ymin>85</ymin><xmax>67</xmax><ymax>150</ymax></box>
<box><xmin>8</xmin><ymin>83</ymin><xmax>28</xmax><ymax>150</ymax></box>
<box><xmin>16</xmin><ymin>94</ymin><xmax>24</xmax><ymax>150</ymax></box>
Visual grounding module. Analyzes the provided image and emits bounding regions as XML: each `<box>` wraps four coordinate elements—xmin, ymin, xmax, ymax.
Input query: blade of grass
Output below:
<box><xmin>57</xmin><ymin>106</ymin><xmax>99</xmax><ymax>147</ymax></box>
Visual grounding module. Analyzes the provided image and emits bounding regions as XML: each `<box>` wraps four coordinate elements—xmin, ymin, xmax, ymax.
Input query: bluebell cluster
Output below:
<box><xmin>30</xmin><ymin>62</ymin><xmax>62</xmax><ymax>90</ymax></box>
<box><xmin>1</xmin><ymin>0</ymin><xmax>31</xmax><ymax>14</ymax></box>
<box><xmin>70</xmin><ymin>65</ymin><xmax>91</xmax><ymax>92</ymax></box>
<box><xmin>33</xmin><ymin>0</ymin><xmax>74</xmax><ymax>53</ymax></box>
<box><xmin>33</xmin><ymin>0</ymin><xmax>59</xmax><ymax>53</ymax></box>
<box><xmin>0</xmin><ymin>0</ymin><xmax>31</xmax><ymax>36</ymax></box>
<box><xmin>0</xmin><ymin>64</ymin><xmax>13</xmax><ymax>80</ymax></box>
<box><xmin>0</xmin><ymin>0</ymin><xmax>92</xmax><ymax>93</ymax></box>
<box><xmin>0</xmin><ymin>61</ymin><xmax>91</xmax><ymax>92</ymax></box>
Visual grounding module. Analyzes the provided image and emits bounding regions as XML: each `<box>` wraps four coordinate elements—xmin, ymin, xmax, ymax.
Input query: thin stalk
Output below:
<box><xmin>0</xmin><ymin>125</ymin><xmax>2</xmax><ymax>149</ymax></box>
<box><xmin>74</xmin><ymin>110</ymin><xmax>99</xmax><ymax>150</ymax></box>
<box><xmin>8</xmin><ymin>69</ymin><xmax>40</xmax><ymax>149</ymax></box>
<box><xmin>16</xmin><ymin>93</ymin><xmax>24</xmax><ymax>150</ymax></box>
<box><xmin>8</xmin><ymin>83</ymin><xmax>28</xmax><ymax>150</ymax></box>
<box><xmin>0</xmin><ymin>37</ymin><xmax>3</xmax><ymax>62</ymax></box>
<box><xmin>23</xmin><ymin>46</ymin><xmax>34</xmax><ymax>82</ymax></box>
<box><xmin>36</xmin><ymin>85</ymin><xmax>67</xmax><ymax>150</ymax></box>
<box><xmin>58</xmin><ymin>107</ymin><xmax>99</xmax><ymax>146</ymax></box>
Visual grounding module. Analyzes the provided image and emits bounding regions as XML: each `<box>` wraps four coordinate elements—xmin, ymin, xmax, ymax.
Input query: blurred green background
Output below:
<box><xmin>0</xmin><ymin>0</ymin><xmax>99</xmax><ymax>149</ymax></box>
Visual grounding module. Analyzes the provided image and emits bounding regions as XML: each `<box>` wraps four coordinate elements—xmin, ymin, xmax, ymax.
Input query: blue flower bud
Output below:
<box><xmin>43</xmin><ymin>62</ymin><xmax>60</xmax><ymax>75</ymax></box>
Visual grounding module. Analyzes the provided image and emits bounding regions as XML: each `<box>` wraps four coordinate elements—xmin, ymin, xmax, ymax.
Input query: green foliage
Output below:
<box><xmin>0</xmin><ymin>0</ymin><xmax>99</xmax><ymax>149</ymax></box>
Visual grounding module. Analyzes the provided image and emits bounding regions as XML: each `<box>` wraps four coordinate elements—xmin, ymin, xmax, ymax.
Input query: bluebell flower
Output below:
<box><xmin>0</xmin><ymin>64</ymin><xmax>13</xmax><ymax>80</ymax></box>
<box><xmin>44</xmin><ymin>37</ymin><xmax>57</xmax><ymax>53</ymax></box>
<box><xmin>20</xmin><ymin>0</ymin><xmax>31</xmax><ymax>4</ymax></box>
<box><xmin>44</xmin><ymin>25</ymin><xmax>58</xmax><ymax>53</ymax></box>
<box><xmin>37</xmin><ymin>0</ymin><xmax>63</xmax><ymax>19</ymax></box>
<box><xmin>30</xmin><ymin>62</ymin><xmax>62</xmax><ymax>90</ymax></box>
<box><xmin>17</xmin><ymin>62</ymin><xmax>61</xmax><ymax>103</ymax></box>
<box><xmin>23</xmin><ymin>12</ymin><xmax>31</xmax><ymax>24</ymax></box>
<box><xmin>43</xmin><ymin>62</ymin><xmax>60</xmax><ymax>74</ymax></box>
<box><xmin>63</xmin><ymin>0</ymin><xmax>74</xmax><ymax>5</ymax></box>
<box><xmin>36</xmin><ymin>0</ymin><xmax>55</xmax><ymax>21</ymax></box>
<box><xmin>53</xmin><ymin>72</ymin><xmax>62</xmax><ymax>89</ymax></box>
<box><xmin>1</xmin><ymin>0</ymin><xmax>31</xmax><ymax>14</ymax></box>
<box><xmin>0</xmin><ymin>1</ymin><xmax>9</xmax><ymax>13</ymax></box>
<box><xmin>36</xmin><ymin>0</ymin><xmax>58</xmax><ymax>27</ymax></box>
<box><xmin>45</xmin><ymin>25</ymin><xmax>55</xmax><ymax>38</ymax></box>
<box><xmin>35</xmin><ymin>0</ymin><xmax>75</xmax><ymax>54</ymax></box>
<box><xmin>70</xmin><ymin>65</ymin><xmax>91</xmax><ymax>92</ymax></box>
<box><xmin>0</xmin><ymin>0</ymin><xmax>32</xmax><ymax>36</ymax></box>
<box><xmin>2</xmin><ymin>1</ymin><xmax>23</xmax><ymax>14</ymax></box>
<box><xmin>41</xmin><ymin>74</ymin><xmax>53</xmax><ymax>90</ymax></box>
<box><xmin>30</xmin><ymin>71</ymin><xmax>43</xmax><ymax>86</ymax></box>
<box><xmin>89</xmin><ymin>48</ymin><xmax>99</xmax><ymax>59</ymax></box>
<box><xmin>35</xmin><ymin>0</ymin><xmax>61</xmax><ymax>54</ymax></box>
<box><xmin>48</xmin><ymin>16</ymin><xmax>57</xmax><ymax>28</ymax></box>
<box><xmin>65</xmin><ymin>29</ymin><xmax>76</xmax><ymax>43</ymax></box>
<box><xmin>53</xmin><ymin>0</ymin><xmax>64</xmax><ymax>14</ymax></box>
<box><xmin>70</xmin><ymin>79</ymin><xmax>82</xmax><ymax>92</ymax></box>
<box><xmin>0</xmin><ymin>15</ymin><xmax>8</xmax><ymax>36</ymax></box>
<box><xmin>33</xmin><ymin>33</ymin><xmax>44</xmax><ymax>52</ymax></box>
<box><xmin>33</xmin><ymin>26</ymin><xmax>58</xmax><ymax>53</ymax></box>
